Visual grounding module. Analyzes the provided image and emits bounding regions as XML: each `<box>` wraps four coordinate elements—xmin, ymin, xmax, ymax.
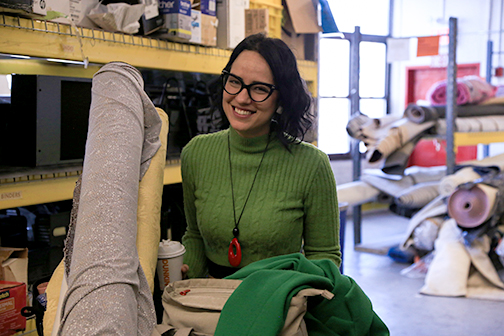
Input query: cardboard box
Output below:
<box><xmin>0</xmin><ymin>248</ymin><xmax>28</xmax><ymax>286</ymax></box>
<box><xmin>0</xmin><ymin>281</ymin><xmax>27</xmax><ymax>336</ymax></box>
<box><xmin>199</xmin><ymin>0</ymin><xmax>214</xmax><ymax>16</ymax></box>
<box><xmin>216</xmin><ymin>0</ymin><xmax>246</xmax><ymax>49</ymax></box>
<box><xmin>281</xmin><ymin>0</ymin><xmax>321</xmax><ymax>60</ymax></box>
<box><xmin>157</xmin><ymin>0</ymin><xmax>192</xmax><ymax>41</ymax></box>
<box><xmin>188</xmin><ymin>8</ymin><xmax>201</xmax><ymax>44</ymax></box>
<box><xmin>139</xmin><ymin>0</ymin><xmax>165</xmax><ymax>35</ymax></box>
<box><xmin>200</xmin><ymin>13</ymin><xmax>217</xmax><ymax>46</ymax></box>
<box><xmin>43</xmin><ymin>0</ymin><xmax>100</xmax><ymax>28</ymax></box>
<box><xmin>245</xmin><ymin>8</ymin><xmax>268</xmax><ymax>37</ymax></box>
<box><xmin>0</xmin><ymin>0</ymin><xmax>46</xmax><ymax>17</ymax></box>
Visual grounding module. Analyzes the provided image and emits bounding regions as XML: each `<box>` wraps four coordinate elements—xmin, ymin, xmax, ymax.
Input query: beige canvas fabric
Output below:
<box><xmin>155</xmin><ymin>279</ymin><xmax>333</xmax><ymax>336</ymax></box>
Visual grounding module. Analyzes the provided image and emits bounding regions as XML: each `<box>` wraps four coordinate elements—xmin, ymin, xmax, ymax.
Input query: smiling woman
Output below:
<box><xmin>179</xmin><ymin>33</ymin><xmax>342</xmax><ymax>279</ymax></box>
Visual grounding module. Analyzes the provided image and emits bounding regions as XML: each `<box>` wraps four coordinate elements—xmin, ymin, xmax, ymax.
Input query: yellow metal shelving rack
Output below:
<box><xmin>0</xmin><ymin>13</ymin><xmax>318</xmax><ymax>210</ymax></box>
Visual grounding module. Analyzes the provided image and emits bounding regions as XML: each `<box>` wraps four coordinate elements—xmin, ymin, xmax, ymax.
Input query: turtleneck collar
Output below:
<box><xmin>228</xmin><ymin>127</ymin><xmax>275</xmax><ymax>154</ymax></box>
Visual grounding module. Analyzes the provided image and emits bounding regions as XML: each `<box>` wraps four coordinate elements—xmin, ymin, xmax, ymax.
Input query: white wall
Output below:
<box><xmin>390</xmin><ymin>0</ymin><xmax>497</xmax><ymax>116</ymax></box>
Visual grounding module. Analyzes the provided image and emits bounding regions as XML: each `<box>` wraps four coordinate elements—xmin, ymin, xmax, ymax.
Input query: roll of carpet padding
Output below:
<box><xmin>380</xmin><ymin>136</ymin><xmax>420</xmax><ymax>175</ymax></box>
<box><xmin>368</xmin><ymin>118</ymin><xmax>435</xmax><ymax>163</ymax></box>
<box><xmin>436</xmin><ymin>115</ymin><xmax>504</xmax><ymax>134</ymax></box>
<box><xmin>404</xmin><ymin>104</ymin><xmax>504</xmax><ymax>124</ymax></box>
<box><xmin>447</xmin><ymin>183</ymin><xmax>498</xmax><ymax>229</ymax></box>
<box><xmin>395</xmin><ymin>181</ymin><xmax>440</xmax><ymax>209</ymax></box>
<box><xmin>336</xmin><ymin>180</ymin><xmax>381</xmax><ymax>206</ymax></box>
<box><xmin>426</xmin><ymin>76</ymin><xmax>496</xmax><ymax>106</ymax></box>
<box><xmin>438</xmin><ymin>167</ymin><xmax>482</xmax><ymax>197</ymax></box>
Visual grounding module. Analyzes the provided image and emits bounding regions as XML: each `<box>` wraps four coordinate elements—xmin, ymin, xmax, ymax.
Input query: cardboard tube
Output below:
<box><xmin>447</xmin><ymin>183</ymin><xmax>498</xmax><ymax>228</ymax></box>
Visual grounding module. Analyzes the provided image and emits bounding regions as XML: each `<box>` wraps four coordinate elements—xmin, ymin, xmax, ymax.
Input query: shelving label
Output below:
<box><xmin>0</xmin><ymin>191</ymin><xmax>22</xmax><ymax>201</ymax></box>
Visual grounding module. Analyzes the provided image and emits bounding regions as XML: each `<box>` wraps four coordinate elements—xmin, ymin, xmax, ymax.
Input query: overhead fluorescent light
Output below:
<box><xmin>10</xmin><ymin>54</ymin><xmax>31</xmax><ymax>59</ymax></box>
<box><xmin>46</xmin><ymin>58</ymin><xmax>85</xmax><ymax>65</ymax></box>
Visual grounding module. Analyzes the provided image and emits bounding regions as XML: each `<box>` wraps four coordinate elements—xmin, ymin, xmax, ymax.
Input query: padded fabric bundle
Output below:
<box><xmin>426</xmin><ymin>76</ymin><xmax>496</xmax><ymax>106</ymax></box>
<box><xmin>420</xmin><ymin>220</ymin><xmax>504</xmax><ymax>300</ymax></box>
<box><xmin>346</xmin><ymin>113</ymin><xmax>402</xmax><ymax>147</ymax></box>
<box><xmin>55</xmin><ymin>62</ymin><xmax>164</xmax><ymax>336</ymax></box>
<box><xmin>367</xmin><ymin>118</ymin><xmax>435</xmax><ymax>163</ymax></box>
<box><xmin>395</xmin><ymin>181</ymin><xmax>440</xmax><ymax>209</ymax></box>
<box><xmin>436</xmin><ymin>115</ymin><xmax>504</xmax><ymax>134</ymax></box>
<box><xmin>336</xmin><ymin>180</ymin><xmax>381</xmax><ymax>206</ymax></box>
<box><xmin>404</xmin><ymin>103</ymin><xmax>504</xmax><ymax>124</ymax></box>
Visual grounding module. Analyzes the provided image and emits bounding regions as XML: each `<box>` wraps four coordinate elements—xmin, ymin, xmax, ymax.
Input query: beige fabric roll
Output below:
<box><xmin>403</xmin><ymin>165</ymin><xmax>446</xmax><ymax>184</ymax></box>
<box><xmin>368</xmin><ymin>118</ymin><xmax>435</xmax><ymax>162</ymax></box>
<box><xmin>361</xmin><ymin>174</ymin><xmax>415</xmax><ymax>198</ymax></box>
<box><xmin>420</xmin><ymin>219</ymin><xmax>471</xmax><ymax>297</ymax></box>
<box><xmin>438</xmin><ymin>167</ymin><xmax>482</xmax><ymax>197</ymax></box>
<box><xmin>137</xmin><ymin>107</ymin><xmax>168</xmax><ymax>294</ymax></box>
<box><xmin>462</xmin><ymin>152</ymin><xmax>504</xmax><ymax>172</ymax></box>
<box><xmin>436</xmin><ymin>115</ymin><xmax>504</xmax><ymax>134</ymax></box>
<box><xmin>401</xmin><ymin>195</ymin><xmax>447</xmax><ymax>249</ymax></box>
<box><xmin>336</xmin><ymin>180</ymin><xmax>381</xmax><ymax>206</ymax></box>
<box><xmin>395</xmin><ymin>182</ymin><xmax>440</xmax><ymax>209</ymax></box>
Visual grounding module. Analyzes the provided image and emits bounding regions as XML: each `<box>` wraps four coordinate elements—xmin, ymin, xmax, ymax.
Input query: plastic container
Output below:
<box><xmin>249</xmin><ymin>0</ymin><xmax>283</xmax><ymax>39</ymax></box>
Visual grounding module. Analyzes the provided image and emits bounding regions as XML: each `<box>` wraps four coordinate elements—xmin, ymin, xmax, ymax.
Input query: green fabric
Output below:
<box><xmin>215</xmin><ymin>253</ymin><xmax>389</xmax><ymax>336</ymax></box>
<box><xmin>181</xmin><ymin>127</ymin><xmax>341</xmax><ymax>278</ymax></box>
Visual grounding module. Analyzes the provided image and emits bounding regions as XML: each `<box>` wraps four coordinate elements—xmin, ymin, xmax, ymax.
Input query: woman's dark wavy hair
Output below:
<box><xmin>215</xmin><ymin>33</ymin><xmax>313</xmax><ymax>148</ymax></box>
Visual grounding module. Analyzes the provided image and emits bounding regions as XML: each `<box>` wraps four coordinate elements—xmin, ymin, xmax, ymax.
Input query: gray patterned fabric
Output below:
<box><xmin>59</xmin><ymin>62</ymin><xmax>160</xmax><ymax>336</ymax></box>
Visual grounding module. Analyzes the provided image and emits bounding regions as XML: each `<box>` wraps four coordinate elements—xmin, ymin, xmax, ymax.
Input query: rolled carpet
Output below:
<box><xmin>368</xmin><ymin>118</ymin><xmax>435</xmax><ymax>163</ymax></box>
<box><xmin>447</xmin><ymin>183</ymin><xmax>499</xmax><ymax>229</ymax></box>
<box><xmin>336</xmin><ymin>180</ymin><xmax>381</xmax><ymax>206</ymax></box>
<box><xmin>58</xmin><ymin>62</ymin><xmax>160</xmax><ymax>336</ymax></box>
<box><xmin>438</xmin><ymin>167</ymin><xmax>482</xmax><ymax>197</ymax></box>
<box><xmin>404</xmin><ymin>103</ymin><xmax>504</xmax><ymax>124</ymax></box>
<box><xmin>426</xmin><ymin>76</ymin><xmax>496</xmax><ymax>106</ymax></box>
<box><xmin>395</xmin><ymin>181</ymin><xmax>440</xmax><ymax>209</ymax></box>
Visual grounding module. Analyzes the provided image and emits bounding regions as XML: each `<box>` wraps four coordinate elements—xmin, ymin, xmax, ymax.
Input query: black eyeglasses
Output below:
<box><xmin>221</xmin><ymin>70</ymin><xmax>277</xmax><ymax>103</ymax></box>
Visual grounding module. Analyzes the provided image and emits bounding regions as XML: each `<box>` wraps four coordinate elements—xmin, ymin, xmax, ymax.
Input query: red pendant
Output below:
<box><xmin>228</xmin><ymin>237</ymin><xmax>242</xmax><ymax>267</ymax></box>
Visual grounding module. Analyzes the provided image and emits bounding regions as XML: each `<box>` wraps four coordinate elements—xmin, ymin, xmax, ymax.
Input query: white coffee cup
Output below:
<box><xmin>157</xmin><ymin>239</ymin><xmax>186</xmax><ymax>290</ymax></box>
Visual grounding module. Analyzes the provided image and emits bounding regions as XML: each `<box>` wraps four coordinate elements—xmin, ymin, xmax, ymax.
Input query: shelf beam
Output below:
<box><xmin>0</xmin><ymin>163</ymin><xmax>181</xmax><ymax>210</ymax></box>
<box><xmin>0</xmin><ymin>14</ymin><xmax>318</xmax><ymax>86</ymax></box>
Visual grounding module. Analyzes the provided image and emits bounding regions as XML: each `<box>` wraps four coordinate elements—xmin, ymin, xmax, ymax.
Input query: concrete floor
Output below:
<box><xmin>342</xmin><ymin>210</ymin><xmax>504</xmax><ymax>336</ymax></box>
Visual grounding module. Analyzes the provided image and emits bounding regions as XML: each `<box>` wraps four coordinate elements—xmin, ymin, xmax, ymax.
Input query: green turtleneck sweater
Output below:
<box><xmin>181</xmin><ymin>127</ymin><xmax>341</xmax><ymax>278</ymax></box>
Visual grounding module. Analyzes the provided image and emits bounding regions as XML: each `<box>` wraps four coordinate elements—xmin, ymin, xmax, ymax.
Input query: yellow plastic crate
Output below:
<box><xmin>249</xmin><ymin>0</ymin><xmax>283</xmax><ymax>39</ymax></box>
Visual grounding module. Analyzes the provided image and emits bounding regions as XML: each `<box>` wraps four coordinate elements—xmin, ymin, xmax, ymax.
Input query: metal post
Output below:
<box><xmin>350</xmin><ymin>26</ymin><xmax>362</xmax><ymax>246</ymax></box>
<box><xmin>446</xmin><ymin>17</ymin><xmax>457</xmax><ymax>175</ymax></box>
<box><xmin>483</xmin><ymin>40</ymin><xmax>493</xmax><ymax>158</ymax></box>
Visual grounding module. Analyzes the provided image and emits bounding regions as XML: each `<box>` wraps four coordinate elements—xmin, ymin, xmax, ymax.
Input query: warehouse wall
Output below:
<box><xmin>331</xmin><ymin>0</ymin><xmax>504</xmax><ymax>186</ymax></box>
<box><xmin>390</xmin><ymin>0</ymin><xmax>499</xmax><ymax>115</ymax></box>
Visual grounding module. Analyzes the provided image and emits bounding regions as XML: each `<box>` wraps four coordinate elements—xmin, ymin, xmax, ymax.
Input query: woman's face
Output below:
<box><xmin>223</xmin><ymin>50</ymin><xmax>278</xmax><ymax>138</ymax></box>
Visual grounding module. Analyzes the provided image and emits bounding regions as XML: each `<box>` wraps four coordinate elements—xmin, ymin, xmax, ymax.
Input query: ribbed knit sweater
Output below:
<box><xmin>181</xmin><ymin>127</ymin><xmax>341</xmax><ymax>278</ymax></box>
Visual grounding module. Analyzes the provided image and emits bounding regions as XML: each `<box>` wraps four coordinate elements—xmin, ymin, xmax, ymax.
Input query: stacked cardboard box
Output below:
<box><xmin>0</xmin><ymin>248</ymin><xmax>28</xmax><ymax>336</ymax></box>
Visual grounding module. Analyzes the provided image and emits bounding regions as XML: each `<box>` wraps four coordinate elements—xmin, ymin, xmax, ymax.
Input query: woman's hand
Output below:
<box><xmin>181</xmin><ymin>264</ymin><xmax>189</xmax><ymax>279</ymax></box>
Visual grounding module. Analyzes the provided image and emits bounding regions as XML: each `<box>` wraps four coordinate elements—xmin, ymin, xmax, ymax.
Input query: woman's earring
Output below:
<box><xmin>276</xmin><ymin>106</ymin><xmax>283</xmax><ymax>115</ymax></box>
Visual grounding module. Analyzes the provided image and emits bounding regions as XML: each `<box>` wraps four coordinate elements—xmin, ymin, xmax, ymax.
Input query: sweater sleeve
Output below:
<box><xmin>181</xmin><ymin>141</ymin><xmax>208</xmax><ymax>278</ymax></box>
<box><xmin>303</xmin><ymin>151</ymin><xmax>342</xmax><ymax>266</ymax></box>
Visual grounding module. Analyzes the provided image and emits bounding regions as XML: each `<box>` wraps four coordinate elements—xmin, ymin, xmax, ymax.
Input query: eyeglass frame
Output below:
<box><xmin>221</xmin><ymin>70</ymin><xmax>277</xmax><ymax>103</ymax></box>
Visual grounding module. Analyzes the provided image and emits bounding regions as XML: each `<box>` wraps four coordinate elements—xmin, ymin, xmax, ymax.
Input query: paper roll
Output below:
<box><xmin>439</xmin><ymin>167</ymin><xmax>481</xmax><ymax>197</ymax></box>
<box><xmin>447</xmin><ymin>183</ymin><xmax>499</xmax><ymax>228</ymax></box>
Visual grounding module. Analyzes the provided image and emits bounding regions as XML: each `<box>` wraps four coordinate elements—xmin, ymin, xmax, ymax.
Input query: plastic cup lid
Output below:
<box><xmin>158</xmin><ymin>239</ymin><xmax>186</xmax><ymax>258</ymax></box>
